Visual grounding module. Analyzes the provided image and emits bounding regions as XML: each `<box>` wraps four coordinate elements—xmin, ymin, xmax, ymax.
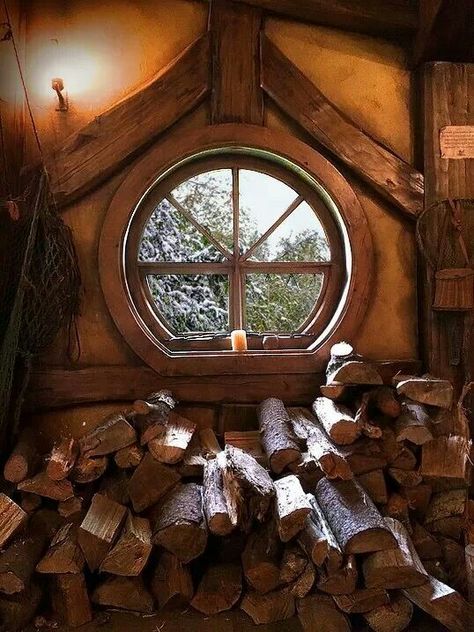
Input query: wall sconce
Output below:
<box><xmin>51</xmin><ymin>77</ymin><xmax>68</xmax><ymax>111</ymax></box>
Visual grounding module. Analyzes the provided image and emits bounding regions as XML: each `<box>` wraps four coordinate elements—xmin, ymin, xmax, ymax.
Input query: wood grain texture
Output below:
<box><xmin>226</xmin><ymin>0</ymin><xmax>418</xmax><ymax>36</ymax></box>
<box><xmin>25</xmin><ymin>361</ymin><xmax>420</xmax><ymax>410</ymax></box>
<box><xmin>261</xmin><ymin>35</ymin><xmax>424</xmax><ymax>219</ymax></box>
<box><xmin>47</xmin><ymin>34</ymin><xmax>210</xmax><ymax>207</ymax></box>
<box><xmin>210</xmin><ymin>0</ymin><xmax>263</xmax><ymax>124</ymax></box>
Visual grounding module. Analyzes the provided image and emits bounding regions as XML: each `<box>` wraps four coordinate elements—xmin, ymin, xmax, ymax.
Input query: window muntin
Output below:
<box><xmin>127</xmin><ymin>154</ymin><xmax>344</xmax><ymax>347</ymax></box>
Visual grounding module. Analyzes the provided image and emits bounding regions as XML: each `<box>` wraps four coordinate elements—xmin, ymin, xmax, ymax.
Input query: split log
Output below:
<box><xmin>317</xmin><ymin>554</ymin><xmax>358</xmax><ymax>595</ymax></box>
<box><xmin>297</xmin><ymin>593</ymin><xmax>351</xmax><ymax>632</ymax></box>
<box><xmin>70</xmin><ymin>453</ymin><xmax>108</xmax><ymax>483</ymax></box>
<box><xmin>403</xmin><ymin>575</ymin><xmax>470</xmax><ymax>632</ymax></box>
<box><xmin>325</xmin><ymin>342</ymin><xmax>357</xmax><ymax>376</ymax></box>
<box><xmin>202</xmin><ymin>457</ymin><xmax>234</xmax><ymax>536</ymax></box>
<box><xmin>466</xmin><ymin>544</ymin><xmax>474</xmax><ymax>604</ymax></box>
<box><xmin>79</xmin><ymin>412</ymin><xmax>136</xmax><ymax>456</ymax></box>
<box><xmin>363</xmin><ymin>593</ymin><xmax>414</xmax><ymax>632</ymax></box>
<box><xmin>219</xmin><ymin>445</ymin><xmax>275</xmax><ymax>532</ymax></box>
<box><xmin>388</xmin><ymin>468</ymin><xmax>423</xmax><ymax>488</ymax></box>
<box><xmin>357</xmin><ymin>470</ymin><xmax>388</xmax><ymax>505</ymax></box>
<box><xmin>46</xmin><ymin>436</ymin><xmax>78</xmax><ymax>480</ymax></box>
<box><xmin>3</xmin><ymin>428</ymin><xmax>38</xmax><ymax>483</ymax></box>
<box><xmin>333</xmin><ymin>588</ymin><xmax>389</xmax><ymax>613</ymax></box>
<box><xmin>92</xmin><ymin>576</ymin><xmax>154</xmax><ymax>614</ymax></box>
<box><xmin>411</xmin><ymin>522</ymin><xmax>442</xmax><ymax>560</ymax></box>
<box><xmin>327</xmin><ymin>361</ymin><xmax>383</xmax><ymax>387</ymax></box>
<box><xmin>58</xmin><ymin>496</ymin><xmax>84</xmax><ymax>520</ymax></box>
<box><xmin>150</xmin><ymin>551</ymin><xmax>193</xmax><ymax>609</ymax></box>
<box><xmin>286</xmin><ymin>560</ymin><xmax>315</xmax><ymax>598</ymax></box>
<box><xmin>425</xmin><ymin>488</ymin><xmax>467</xmax><ymax>539</ymax></box>
<box><xmin>191</xmin><ymin>562</ymin><xmax>242</xmax><ymax>614</ymax></box>
<box><xmin>274</xmin><ymin>475</ymin><xmax>311</xmax><ymax>542</ymax></box>
<box><xmin>369</xmin><ymin>386</ymin><xmax>402</xmax><ymax>418</ymax></box>
<box><xmin>319</xmin><ymin>382</ymin><xmax>351</xmax><ymax>400</ymax></box>
<box><xmin>289</xmin><ymin>408</ymin><xmax>352</xmax><ymax>479</ymax></box>
<box><xmin>224</xmin><ymin>430</ymin><xmax>267</xmax><ymax>465</ymax></box>
<box><xmin>298</xmin><ymin>494</ymin><xmax>342</xmax><ymax>568</ymax></box>
<box><xmin>401</xmin><ymin>484</ymin><xmax>432</xmax><ymax>518</ymax></box>
<box><xmin>51</xmin><ymin>573</ymin><xmax>92</xmax><ymax>628</ymax></box>
<box><xmin>279</xmin><ymin>545</ymin><xmax>308</xmax><ymax>585</ymax></box>
<box><xmin>363</xmin><ymin>518</ymin><xmax>428</xmax><ymax>589</ymax></box>
<box><xmin>315</xmin><ymin>478</ymin><xmax>397</xmax><ymax>554</ymax></box>
<box><xmin>99</xmin><ymin>469</ymin><xmax>130</xmax><ymax>506</ymax></box>
<box><xmin>129</xmin><ymin>452</ymin><xmax>181</xmax><ymax>512</ymax></box>
<box><xmin>241</xmin><ymin>588</ymin><xmax>295</xmax><ymax>624</ymax></box>
<box><xmin>355</xmin><ymin>392</ymin><xmax>382</xmax><ymax>439</ymax></box>
<box><xmin>421</xmin><ymin>435</ymin><xmax>471</xmax><ymax>483</ymax></box>
<box><xmin>258</xmin><ymin>397</ymin><xmax>301</xmax><ymax>473</ymax></box>
<box><xmin>288</xmin><ymin>452</ymin><xmax>324</xmax><ymax>491</ymax></box>
<box><xmin>114</xmin><ymin>443</ymin><xmax>143</xmax><ymax>469</ymax></box>
<box><xmin>152</xmin><ymin>483</ymin><xmax>207</xmax><ymax>563</ymax></box>
<box><xmin>20</xmin><ymin>492</ymin><xmax>42</xmax><ymax>513</ymax></box>
<box><xmin>241</xmin><ymin>522</ymin><xmax>281</xmax><ymax>594</ymax></box>
<box><xmin>343</xmin><ymin>439</ymin><xmax>387</xmax><ymax>474</ymax></box>
<box><xmin>147</xmin><ymin>412</ymin><xmax>196</xmax><ymax>464</ymax></box>
<box><xmin>133</xmin><ymin>389</ymin><xmax>175</xmax><ymax>417</ymax></box>
<box><xmin>36</xmin><ymin>523</ymin><xmax>84</xmax><ymax>574</ymax></box>
<box><xmin>0</xmin><ymin>580</ymin><xmax>42</xmax><ymax>632</ymax></box>
<box><xmin>395</xmin><ymin>401</ymin><xmax>434</xmax><ymax>445</ymax></box>
<box><xmin>78</xmin><ymin>493</ymin><xmax>127</xmax><ymax>571</ymax></box>
<box><xmin>18</xmin><ymin>471</ymin><xmax>73</xmax><ymax>501</ymax></box>
<box><xmin>99</xmin><ymin>512</ymin><xmax>152</xmax><ymax>576</ymax></box>
<box><xmin>178</xmin><ymin>427</ymin><xmax>221</xmax><ymax>477</ymax></box>
<box><xmin>0</xmin><ymin>494</ymin><xmax>27</xmax><ymax>548</ymax></box>
<box><xmin>390</xmin><ymin>446</ymin><xmax>417</xmax><ymax>471</ymax></box>
<box><xmin>384</xmin><ymin>493</ymin><xmax>411</xmax><ymax>529</ymax></box>
<box><xmin>438</xmin><ymin>536</ymin><xmax>467</xmax><ymax>594</ymax></box>
<box><xmin>395</xmin><ymin>375</ymin><xmax>453</xmax><ymax>408</ymax></box>
<box><xmin>312</xmin><ymin>397</ymin><xmax>361</xmax><ymax>445</ymax></box>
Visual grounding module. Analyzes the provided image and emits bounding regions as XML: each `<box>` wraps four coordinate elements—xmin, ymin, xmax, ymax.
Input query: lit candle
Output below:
<box><xmin>231</xmin><ymin>329</ymin><xmax>247</xmax><ymax>352</ymax></box>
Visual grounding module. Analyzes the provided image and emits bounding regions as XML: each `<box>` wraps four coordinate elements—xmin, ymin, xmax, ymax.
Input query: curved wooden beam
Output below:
<box><xmin>260</xmin><ymin>34</ymin><xmax>424</xmax><ymax>219</ymax></box>
<box><xmin>47</xmin><ymin>34</ymin><xmax>211</xmax><ymax>207</ymax></box>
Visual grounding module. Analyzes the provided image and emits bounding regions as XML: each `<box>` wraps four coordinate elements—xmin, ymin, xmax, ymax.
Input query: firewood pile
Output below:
<box><xmin>0</xmin><ymin>343</ymin><xmax>472</xmax><ymax>631</ymax></box>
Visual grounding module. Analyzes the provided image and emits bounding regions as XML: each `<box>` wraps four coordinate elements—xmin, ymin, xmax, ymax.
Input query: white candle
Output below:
<box><xmin>231</xmin><ymin>329</ymin><xmax>247</xmax><ymax>352</ymax></box>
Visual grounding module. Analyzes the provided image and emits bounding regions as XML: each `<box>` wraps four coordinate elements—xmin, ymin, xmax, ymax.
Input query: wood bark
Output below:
<box><xmin>297</xmin><ymin>593</ymin><xmax>351</xmax><ymax>632</ymax></box>
<box><xmin>46</xmin><ymin>436</ymin><xmax>78</xmax><ymax>480</ymax></box>
<box><xmin>363</xmin><ymin>592</ymin><xmax>414</xmax><ymax>632</ymax></box>
<box><xmin>152</xmin><ymin>483</ymin><xmax>207</xmax><ymax>563</ymax></box>
<box><xmin>317</xmin><ymin>554</ymin><xmax>358</xmax><ymax>595</ymax></box>
<box><xmin>289</xmin><ymin>407</ymin><xmax>352</xmax><ymax>479</ymax></box>
<box><xmin>396</xmin><ymin>376</ymin><xmax>453</xmax><ymax>408</ymax></box>
<box><xmin>219</xmin><ymin>445</ymin><xmax>275</xmax><ymax>532</ymax></box>
<box><xmin>48</xmin><ymin>34</ymin><xmax>210</xmax><ymax>206</ymax></box>
<box><xmin>363</xmin><ymin>518</ymin><xmax>428</xmax><ymax>589</ymax></box>
<box><xmin>403</xmin><ymin>575</ymin><xmax>470</xmax><ymax>632</ymax></box>
<box><xmin>99</xmin><ymin>512</ymin><xmax>152</xmax><ymax>576</ymax></box>
<box><xmin>92</xmin><ymin>576</ymin><xmax>154</xmax><ymax>614</ymax></box>
<box><xmin>0</xmin><ymin>495</ymin><xmax>27</xmax><ymax>548</ymax></box>
<box><xmin>257</xmin><ymin>397</ymin><xmax>301</xmax><ymax>473</ymax></box>
<box><xmin>150</xmin><ymin>551</ymin><xmax>193</xmax><ymax>609</ymax></box>
<box><xmin>36</xmin><ymin>523</ymin><xmax>85</xmax><ymax>574</ymax></box>
<box><xmin>129</xmin><ymin>452</ymin><xmax>181</xmax><ymax>512</ymax></box>
<box><xmin>147</xmin><ymin>412</ymin><xmax>196</xmax><ymax>464</ymax></box>
<box><xmin>79</xmin><ymin>412</ymin><xmax>136</xmax><ymax>457</ymax></box>
<box><xmin>240</xmin><ymin>588</ymin><xmax>295</xmax><ymax>624</ymax></box>
<box><xmin>191</xmin><ymin>562</ymin><xmax>242</xmax><ymax>615</ymax></box>
<box><xmin>202</xmin><ymin>457</ymin><xmax>234</xmax><ymax>536</ymax></box>
<box><xmin>3</xmin><ymin>428</ymin><xmax>38</xmax><ymax>483</ymax></box>
<box><xmin>333</xmin><ymin>588</ymin><xmax>389</xmax><ymax>613</ymax></box>
<box><xmin>51</xmin><ymin>573</ymin><xmax>92</xmax><ymax>628</ymax></box>
<box><xmin>241</xmin><ymin>522</ymin><xmax>281</xmax><ymax>594</ymax></box>
<box><xmin>298</xmin><ymin>494</ymin><xmax>342</xmax><ymax>568</ymax></box>
<box><xmin>274</xmin><ymin>475</ymin><xmax>311</xmax><ymax>542</ymax></box>
<box><xmin>77</xmin><ymin>493</ymin><xmax>127</xmax><ymax>572</ymax></box>
<box><xmin>17</xmin><ymin>471</ymin><xmax>74</xmax><ymax>501</ymax></box>
<box><xmin>312</xmin><ymin>397</ymin><xmax>361</xmax><ymax>445</ymax></box>
<box><xmin>315</xmin><ymin>478</ymin><xmax>397</xmax><ymax>554</ymax></box>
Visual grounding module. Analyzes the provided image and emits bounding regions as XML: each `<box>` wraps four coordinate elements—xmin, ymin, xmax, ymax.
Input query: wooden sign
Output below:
<box><xmin>439</xmin><ymin>126</ymin><xmax>474</xmax><ymax>159</ymax></box>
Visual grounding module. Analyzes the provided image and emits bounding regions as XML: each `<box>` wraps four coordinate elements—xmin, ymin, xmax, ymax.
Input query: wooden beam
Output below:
<box><xmin>421</xmin><ymin>62</ymin><xmax>474</xmax><ymax>381</ymax></box>
<box><xmin>260</xmin><ymin>35</ymin><xmax>424</xmax><ymax>219</ymax></box>
<box><xmin>47</xmin><ymin>34</ymin><xmax>211</xmax><ymax>207</ymax></box>
<box><xmin>413</xmin><ymin>1</ymin><xmax>474</xmax><ymax>67</ymax></box>
<box><xmin>210</xmin><ymin>0</ymin><xmax>263</xmax><ymax>124</ymax></box>
<box><xmin>227</xmin><ymin>1</ymin><xmax>418</xmax><ymax>37</ymax></box>
<box><xmin>25</xmin><ymin>361</ymin><xmax>421</xmax><ymax>410</ymax></box>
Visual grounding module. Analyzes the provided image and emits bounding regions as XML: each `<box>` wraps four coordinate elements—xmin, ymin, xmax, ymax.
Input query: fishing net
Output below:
<box><xmin>0</xmin><ymin>169</ymin><xmax>81</xmax><ymax>447</ymax></box>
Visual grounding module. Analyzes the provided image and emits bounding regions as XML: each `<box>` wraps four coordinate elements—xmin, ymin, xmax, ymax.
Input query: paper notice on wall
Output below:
<box><xmin>439</xmin><ymin>126</ymin><xmax>474</xmax><ymax>159</ymax></box>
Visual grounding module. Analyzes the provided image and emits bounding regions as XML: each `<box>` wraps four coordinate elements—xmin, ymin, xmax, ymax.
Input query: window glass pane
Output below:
<box><xmin>251</xmin><ymin>202</ymin><xmax>330</xmax><ymax>262</ymax></box>
<box><xmin>139</xmin><ymin>200</ymin><xmax>226</xmax><ymax>263</ymax></box>
<box><xmin>239</xmin><ymin>169</ymin><xmax>298</xmax><ymax>253</ymax></box>
<box><xmin>245</xmin><ymin>273</ymin><xmax>323</xmax><ymax>333</ymax></box>
<box><xmin>146</xmin><ymin>274</ymin><xmax>229</xmax><ymax>334</ymax></box>
<box><xmin>170</xmin><ymin>169</ymin><xmax>234</xmax><ymax>252</ymax></box>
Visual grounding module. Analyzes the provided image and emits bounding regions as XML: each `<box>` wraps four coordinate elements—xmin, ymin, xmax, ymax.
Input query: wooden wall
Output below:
<box><xmin>1</xmin><ymin>0</ymin><xmax>419</xmax><ymax>440</ymax></box>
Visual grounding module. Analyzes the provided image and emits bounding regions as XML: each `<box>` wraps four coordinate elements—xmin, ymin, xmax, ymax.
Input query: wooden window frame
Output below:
<box><xmin>99</xmin><ymin>124</ymin><xmax>374</xmax><ymax>377</ymax></box>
